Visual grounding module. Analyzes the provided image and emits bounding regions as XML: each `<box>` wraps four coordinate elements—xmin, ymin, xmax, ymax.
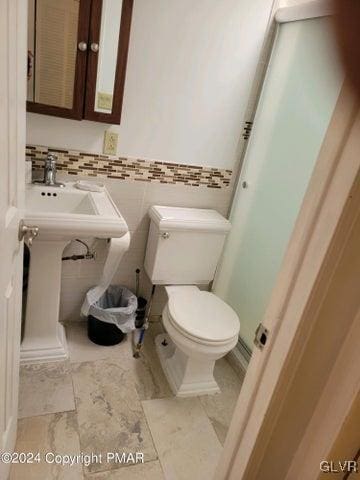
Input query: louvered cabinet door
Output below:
<box><xmin>27</xmin><ymin>0</ymin><xmax>91</xmax><ymax>119</ymax></box>
<box><xmin>26</xmin><ymin>0</ymin><xmax>134</xmax><ymax>124</ymax></box>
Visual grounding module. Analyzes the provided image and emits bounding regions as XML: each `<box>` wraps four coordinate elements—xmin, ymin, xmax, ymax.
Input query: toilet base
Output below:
<box><xmin>155</xmin><ymin>334</ymin><xmax>220</xmax><ymax>397</ymax></box>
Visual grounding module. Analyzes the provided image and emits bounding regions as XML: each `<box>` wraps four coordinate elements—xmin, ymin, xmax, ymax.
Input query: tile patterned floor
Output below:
<box><xmin>18</xmin><ymin>361</ymin><xmax>75</xmax><ymax>418</ymax></box>
<box><xmin>10</xmin><ymin>412</ymin><xmax>82</xmax><ymax>480</ymax></box>
<box><xmin>199</xmin><ymin>359</ymin><xmax>244</xmax><ymax>444</ymax></box>
<box><xmin>72</xmin><ymin>359</ymin><xmax>157</xmax><ymax>475</ymax></box>
<box><xmin>11</xmin><ymin>321</ymin><xmax>243</xmax><ymax>479</ymax></box>
<box><xmin>84</xmin><ymin>461</ymin><xmax>164</xmax><ymax>480</ymax></box>
<box><xmin>142</xmin><ymin>397</ymin><xmax>222</xmax><ymax>480</ymax></box>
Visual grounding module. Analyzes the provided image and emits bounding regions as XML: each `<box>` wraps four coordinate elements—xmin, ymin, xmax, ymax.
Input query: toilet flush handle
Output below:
<box><xmin>161</xmin><ymin>232</ymin><xmax>170</xmax><ymax>239</ymax></box>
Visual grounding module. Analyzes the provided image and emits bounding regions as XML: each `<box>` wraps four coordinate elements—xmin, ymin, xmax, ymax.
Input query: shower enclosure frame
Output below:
<box><xmin>218</xmin><ymin>0</ymin><xmax>344</xmax><ymax>367</ymax></box>
<box><xmin>215</xmin><ymin>2</ymin><xmax>360</xmax><ymax>479</ymax></box>
<box><xmin>216</xmin><ymin>77</ymin><xmax>360</xmax><ymax>480</ymax></box>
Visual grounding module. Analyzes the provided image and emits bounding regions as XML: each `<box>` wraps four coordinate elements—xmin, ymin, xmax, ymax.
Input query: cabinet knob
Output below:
<box><xmin>78</xmin><ymin>41</ymin><xmax>87</xmax><ymax>52</ymax></box>
<box><xmin>90</xmin><ymin>42</ymin><xmax>99</xmax><ymax>53</ymax></box>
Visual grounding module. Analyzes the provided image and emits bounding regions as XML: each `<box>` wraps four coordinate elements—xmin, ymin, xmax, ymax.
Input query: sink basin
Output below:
<box><xmin>27</xmin><ymin>188</ymin><xmax>97</xmax><ymax>215</ymax></box>
<box><xmin>21</xmin><ymin>182</ymin><xmax>130</xmax><ymax>364</ymax></box>
<box><xmin>25</xmin><ymin>183</ymin><xmax>128</xmax><ymax>240</ymax></box>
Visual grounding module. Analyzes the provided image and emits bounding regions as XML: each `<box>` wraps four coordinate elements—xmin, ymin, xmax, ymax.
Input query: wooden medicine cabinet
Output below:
<box><xmin>27</xmin><ymin>0</ymin><xmax>133</xmax><ymax>124</ymax></box>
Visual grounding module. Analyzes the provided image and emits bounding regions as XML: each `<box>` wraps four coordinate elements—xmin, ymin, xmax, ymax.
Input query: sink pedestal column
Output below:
<box><xmin>21</xmin><ymin>240</ymin><xmax>69</xmax><ymax>363</ymax></box>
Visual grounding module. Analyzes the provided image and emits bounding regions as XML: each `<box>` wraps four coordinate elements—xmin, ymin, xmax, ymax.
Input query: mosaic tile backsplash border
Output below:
<box><xmin>26</xmin><ymin>145</ymin><xmax>232</xmax><ymax>189</ymax></box>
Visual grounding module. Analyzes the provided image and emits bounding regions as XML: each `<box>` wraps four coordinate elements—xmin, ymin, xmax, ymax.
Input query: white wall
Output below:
<box><xmin>27</xmin><ymin>0</ymin><xmax>274</xmax><ymax>170</ymax></box>
<box><xmin>279</xmin><ymin>0</ymin><xmax>315</xmax><ymax>5</ymax></box>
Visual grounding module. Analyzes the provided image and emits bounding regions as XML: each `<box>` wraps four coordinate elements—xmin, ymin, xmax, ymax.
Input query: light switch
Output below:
<box><xmin>103</xmin><ymin>130</ymin><xmax>118</xmax><ymax>156</ymax></box>
<box><xmin>97</xmin><ymin>92</ymin><xmax>113</xmax><ymax>111</ymax></box>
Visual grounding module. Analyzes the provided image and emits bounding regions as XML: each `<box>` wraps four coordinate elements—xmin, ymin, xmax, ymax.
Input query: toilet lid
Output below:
<box><xmin>167</xmin><ymin>290</ymin><xmax>240</xmax><ymax>343</ymax></box>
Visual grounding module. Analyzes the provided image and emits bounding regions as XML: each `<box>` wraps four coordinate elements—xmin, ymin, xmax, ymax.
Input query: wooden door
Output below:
<box><xmin>0</xmin><ymin>1</ymin><xmax>26</xmax><ymax>478</ymax></box>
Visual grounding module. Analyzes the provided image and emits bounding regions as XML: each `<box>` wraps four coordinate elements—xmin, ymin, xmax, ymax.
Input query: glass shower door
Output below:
<box><xmin>213</xmin><ymin>16</ymin><xmax>344</xmax><ymax>352</ymax></box>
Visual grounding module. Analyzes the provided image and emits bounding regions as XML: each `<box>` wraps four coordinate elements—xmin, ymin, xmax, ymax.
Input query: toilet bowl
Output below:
<box><xmin>144</xmin><ymin>205</ymin><xmax>240</xmax><ymax>397</ymax></box>
<box><xmin>155</xmin><ymin>286</ymin><xmax>240</xmax><ymax>397</ymax></box>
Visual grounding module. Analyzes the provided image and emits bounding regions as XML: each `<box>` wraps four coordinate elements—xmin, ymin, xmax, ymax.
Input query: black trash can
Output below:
<box><xmin>88</xmin><ymin>315</ymin><xmax>125</xmax><ymax>346</ymax></box>
<box><xmin>86</xmin><ymin>285</ymin><xmax>137</xmax><ymax>346</ymax></box>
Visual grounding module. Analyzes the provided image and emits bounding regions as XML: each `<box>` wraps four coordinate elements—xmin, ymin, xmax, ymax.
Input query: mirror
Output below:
<box><xmin>27</xmin><ymin>0</ymin><xmax>80</xmax><ymax>109</ymax></box>
<box><xmin>94</xmin><ymin>0</ymin><xmax>123</xmax><ymax>113</ymax></box>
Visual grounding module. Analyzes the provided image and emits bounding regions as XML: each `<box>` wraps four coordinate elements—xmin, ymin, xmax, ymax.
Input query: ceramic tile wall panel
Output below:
<box><xmin>105</xmin><ymin>178</ymin><xmax>147</xmax><ymax>231</ymax></box>
<box><xmin>26</xmin><ymin>148</ymin><xmax>234</xmax><ymax>322</ymax></box>
<box><xmin>26</xmin><ymin>145</ymin><xmax>232</xmax><ymax>189</ymax></box>
<box><xmin>57</xmin><ymin>177</ymin><xmax>233</xmax><ymax>321</ymax></box>
<box><xmin>59</xmin><ymin>277</ymin><xmax>99</xmax><ymax>323</ymax></box>
<box><xmin>142</xmin><ymin>181</ymin><xmax>233</xmax><ymax>217</ymax></box>
<box><xmin>58</xmin><ymin>179</ymin><xmax>233</xmax><ymax>320</ymax></box>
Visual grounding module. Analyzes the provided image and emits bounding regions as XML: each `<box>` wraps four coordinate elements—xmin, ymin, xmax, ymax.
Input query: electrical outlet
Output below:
<box><xmin>103</xmin><ymin>131</ymin><xmax>118</xmax><ymax>156</ymax></box>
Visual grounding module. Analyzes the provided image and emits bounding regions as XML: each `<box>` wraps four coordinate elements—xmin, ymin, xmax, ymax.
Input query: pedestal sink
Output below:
<box><xmin>21</xmin><ymin>183</ymin><xmax>129</xmax><ymax>363</ymax></box>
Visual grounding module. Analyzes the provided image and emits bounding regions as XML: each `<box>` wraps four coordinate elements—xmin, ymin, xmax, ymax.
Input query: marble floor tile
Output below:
<box><xmin>85</xmin><ymin>460</ymin><xmax>164</xmax><ymax>480</ymax></box>
<box><xmin>10</xmin><ymin>412</ymin><xmax>83</xmax><ymax>480</ymax></box>
<box><xmin>129</xmin><ymin>321</ymin><xmax>173</xmax><ymax>401</ymax></box>
<box><xmin>199</xmin><ymin>358</ymin><xmax>243</xmax><ymax>444</ymax></box>
<box><xmin>66</xmin><ymin>322</ymin><xmax>128</xmax><ymax>363</ymax></box>
<box><xmin>72</xmin><ymin>359</ymin><xmax>157</xmax><ymax>475</ymax></box>
<box><xmin>18</xmin><ymin>361</ymin><xmax>75</xmax><ymax>418</ymax></box>
<box><xmin>142</xmin><ymin>397</ymin><xmax>222</xmax><ymax>480</ymax></box>
<box><xmin>66</xmin><ymin>321</ymin><xmax>172</xmax><ymax>401</ymax></box>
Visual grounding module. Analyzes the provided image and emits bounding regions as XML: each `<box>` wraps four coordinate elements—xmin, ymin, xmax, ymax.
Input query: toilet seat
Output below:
<box><xmin>167</xmin><ymin>290</ymin><xmax>240</xmax><ymax>345</ymax></box>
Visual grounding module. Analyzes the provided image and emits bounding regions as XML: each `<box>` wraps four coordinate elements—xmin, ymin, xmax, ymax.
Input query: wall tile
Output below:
<box><xmin>43</xmin><ymin>160</ymin><xmax>234</xmax><ymax>322</ymax></box>
<box><xmin>105</xmin><ymin>178</ymin><xmax>147</xmax><ymax>231</ymax></box>
<box><xmin>27</xmin><ymin>144</ymin><xmax>233</xmax><ymax>189</ymax></box>
<box><xmin>142</xmin><ymin>181</ymin><xmax>232</xmax><ymax>218</ymax></box>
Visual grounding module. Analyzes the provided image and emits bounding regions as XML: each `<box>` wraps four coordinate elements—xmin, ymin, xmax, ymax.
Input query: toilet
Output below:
<box><xmin>144</xmin><ymin>205</ymin><xmax>240</xmax><ymax>397</ymax></box>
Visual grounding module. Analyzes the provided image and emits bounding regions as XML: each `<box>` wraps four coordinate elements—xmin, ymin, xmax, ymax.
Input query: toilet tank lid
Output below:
<box><xmin>149</xmin><ymin>205</ymin><xmax>231</xmax><ymax>233</ymax></box>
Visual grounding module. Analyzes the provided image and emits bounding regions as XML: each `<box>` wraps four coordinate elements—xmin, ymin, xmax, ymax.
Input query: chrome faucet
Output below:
<box><xmin>34</xmin><ymin>153</ymin><xmax>65</xmax><ymax>187</ymax></box>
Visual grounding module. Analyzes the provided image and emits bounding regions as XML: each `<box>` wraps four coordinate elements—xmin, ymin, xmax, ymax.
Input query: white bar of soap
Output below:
<box><xmin>75</xmin><ymin>180</ymin><xmax>105</xmax><ymax>192</ymax></box>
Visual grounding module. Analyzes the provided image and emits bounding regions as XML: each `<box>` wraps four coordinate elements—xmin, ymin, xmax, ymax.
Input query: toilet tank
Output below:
<box><xmin>144</xmin><ymin>206</ymin><xmax>231</xmax><ymax>285</ymax></box>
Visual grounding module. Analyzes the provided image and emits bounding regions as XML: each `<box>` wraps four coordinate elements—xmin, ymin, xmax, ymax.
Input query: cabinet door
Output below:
<box><xmin>83</xmin><ymin>0</ymin><xmax>133</xmax><ymax>124</ymax></box>
<box><xmin>27</xmin><ymin>0</ymin><xmax>91</xmax><ymax>119</ymax></box>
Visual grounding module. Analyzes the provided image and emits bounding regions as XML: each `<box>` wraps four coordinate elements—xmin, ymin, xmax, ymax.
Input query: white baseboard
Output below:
<box><xmin>226</xmin><ymin>339</ymin><xmax>250</xmax><ymax>378</ymax></box>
